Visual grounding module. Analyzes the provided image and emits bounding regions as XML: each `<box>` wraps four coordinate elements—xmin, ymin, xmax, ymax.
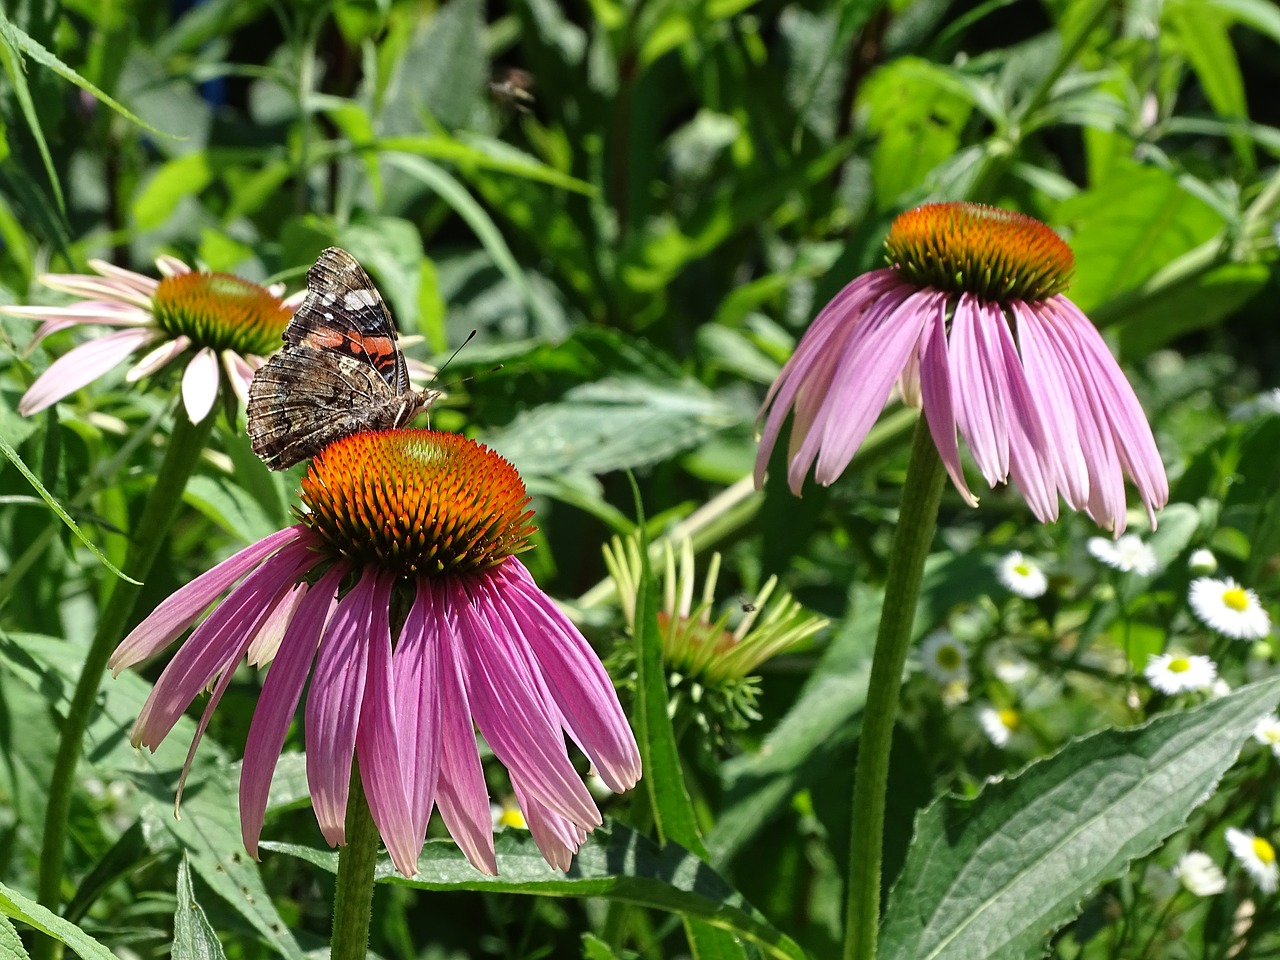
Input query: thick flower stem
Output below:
<box><xmin>331</xmin><ymin>769</ymin><xmax>379</xmax><ymax>960</ymax></box>
<box><xmin>35</xmin><ymin>409</ymin><xmax>216</xmax><ymax>960</ymax></box>
<box><xmin>842</xmin><ymin>417</ymin><xmax>947</xmax><ymax>960</ymax></box>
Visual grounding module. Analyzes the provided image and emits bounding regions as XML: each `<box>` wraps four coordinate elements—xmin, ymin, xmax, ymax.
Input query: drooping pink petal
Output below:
<box><xmin>1047</xmin><ymin>298</ymin><xmax>1168</xmax><ymax>526</ymax></box>
<box><xmin>754</xmin><ymin>270</ymin><xmax>904</xmax><ymax>488</ymax></box>
<box><xmin>452</xmin><ymin>579</ymin><xmax>601</xmax><ymax>831</ymax></box>
<box><xmin>126</xmin><ymin>335</ymin><xmax>191</xmax><ymax>382</ymax></box>
<box><xmin>110</xmin><ymin>525</ymin><xmax>306</xmax><ymax>673</ymax></box>
<box><xmin>433</xmin><ymin>608</ymin><xmax>497</xmax><ymax>874</ymax></box>
<box><xmin>240</xmin><ymin>563</ymin><xmax>344</xmax><ymax>858</ymax></box>
<box><xmin>949</xmin><ymin>293</ymin><xmax>1016</xmax><ymax>489</ymax></box>
<box><xmin>155</xmin><ymin>255</ymin><xmax>193</xmax><ymax>278</ymax></box>
<box><xmin>38</xmin><ymin>272</ymin><xmax>155</xmax><ymax>310</ymax></box>
<box><xmin>131</xmin><ymin>538</ymin><xmax>317</xmax><ymax>750</ymax></box>
<box><xmin>395</xmin><ymin>581</ymin><xmax>444</xmax><ymax>842</ymax></box>
<box><xmin>1009</xmin><ymin>301</ymin><xmax>1089</xmax><ymax>511</ymax></box>
<box><xmin>245</xmin><ymin>580</ymin><xmax>308</xmax><ymax>667</ymax></box>
<box><xmin>19</xmin><ymin>327</ymin><xmax>157</xmax><ymax>416</ymax></box>
<box><xmin>916</xmin><ymin>296</ymin><xmax>977</xmax><ymax>506</ymax></box>
<box><xmin>488</xmin><ymin>560</ymin><xmax>640</xmax><ymax>793</ymax></box>
<box><xmin>181</xmin><ymin>347</ymin><xmax>221</xmax><ymax>423</ymax></box>
<box><xmin>511</xmin><ymin>781</ymin><xmax>585</xmax><ymax>872</ymax></box>
<box><xmin>306</xmin><ymin>571</ymin><xmax>377</xmax><ymax>846</ymax></box>
<box><xmin>222</xmin><ymin>350</ymin><xmax>256</xmax><ymax>408</ymax></box>
<box><xmin>356</xmin><ymin>571</ymin><xmax>421</xmax><ymax>877</ymax></box>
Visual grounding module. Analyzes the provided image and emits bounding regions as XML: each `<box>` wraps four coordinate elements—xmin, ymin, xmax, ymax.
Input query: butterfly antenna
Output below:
<box><xmin>430</xmin><ymin>329</ymin><xmax>478</xmax><ymax>387</ymax></box>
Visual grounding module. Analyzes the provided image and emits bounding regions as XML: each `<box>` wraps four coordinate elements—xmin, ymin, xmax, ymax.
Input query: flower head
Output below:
<box><xmin>1189</xmin><ymin>577</ymin><xmax>1272</xmax><ymax>641</ymax></box>
<box><xmin>918</xmin><ymin>630</ymin><xmax>969</xmax><ymax>685</ymax></box>
<box><xmin>1174</xmin><ymin>851</ymin><xmax>1227</xmax><ymax>897</ymax></box>
<box><xmin>1144</xmin><ymin>653</ymin><xmax>1217</xmax><ymax>695</ymax></box>
<box><xmin>1087</xmin><ymin>534</ymin><xmax>1157</xmax><ymax>576</ymax></box>
<box><xmin>755</xmin><ymin>202</ymin><xmax>1168</xmax><ymax>534</ymax></box>
<box><xmin>997</xmin><ymin>551</ymin><xmax>1047</xmax><ymax>598</ymax></box>
<box><xmin>110</xmin><ymin>430</ymin><xmax>641</xmax><ymax>876</ymax></box>
<box><xmin>1253</xmin><ymin>714</ymin><xmax>1280</xmax><ymax>757</ymax></box>
<box><xmin>1188</xmin><ymin>548</ymin><xmax>1218</xmax><ymax>575</ymax></box>
<box><xmin>1226</xmin><ymin>827</ymin><xmax>1279</xmax><ymax>893</ymax></box>
<box><xmin>4</xmin><ymin>256</ymin><xmax>302</xmax><ymax>422</ymax></box>
<box><xmin>602</xmin><ymin>534</ymin><xmax>826</xmax><ymax>737</ymax></box>
<box><xmin>979</xmin><ymin>705</ymin><xmax>1020</xmax><ymax>747</ymax></box>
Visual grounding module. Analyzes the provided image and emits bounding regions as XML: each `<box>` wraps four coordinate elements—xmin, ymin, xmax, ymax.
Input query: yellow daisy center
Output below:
<box><xmin>1015</xmin><ymin>562</ymin><xmax>1032</xmax><ymax>576</ymax></box>
<box><xmin>998</xmin><ymin>708</ymin><xmax>1021</xmax><ymax>731</ymax></box>
<box><xmin>1223</xmin><ymin>586</ymin><xmax>1251</xmax><ymax>612</ymax></box>
<box><xmin>885</xmin><ymin>202</ymin><xmax>1074</xmax><ymax>302</ymax></box>
<box><xmin>1168</xmin><ymin>657</ymin><xmax>1191</xmax><ymax>674</ymax></box>
<box><xmin>1253</xmin><ymin>836</ymin><xmax>1276</xmax><ymax>866</ymax></box>
<box><xmin>936</xmin><ymin>646</ymin><xmax>963</xmax><ymax>670</ymax></box>
<box><xmin>299</xmin><ymin>430</ymin><xmax>535</xmax><ymax>578</ymax></box>
<box><xmin>152</xmin><ymin>272</ymin><xmax>291</xmax><ymax>356</ymax></box>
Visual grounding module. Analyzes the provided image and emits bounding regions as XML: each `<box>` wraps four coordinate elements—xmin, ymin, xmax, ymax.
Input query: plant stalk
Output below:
<box><xmin>842</xmin><ymin>416</ymin><xmax>947</xmax><ymax>960</ymax></box>
<box><xmin>331</xmin><ymin>768</ymin><xmax>379</xmax><ymax>960</ymax></box>
<box><xmin>35</xmin><ymin>408</ymin><xmax>215</xmax><ymax>960</ymax></box>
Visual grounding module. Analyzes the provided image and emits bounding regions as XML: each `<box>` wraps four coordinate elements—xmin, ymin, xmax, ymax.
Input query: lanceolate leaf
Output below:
<box><xmin>0</xmin><ymin>879</ymin><xmax>116</xmax><ymax>959</ymax></box>
<box><xmin>880</xmin><ymin>676</ymin><xmax>1280</xmax><ymax>960</ymax></box>
<box><xmin>264</xmin><ymin>824</ymin><xmax>807</xmax><ymax>960</ymax></box>
<box><xmin>173</xmin><ymin>855</ymin><xmax>228</xmax><ymax>960</ymax></box>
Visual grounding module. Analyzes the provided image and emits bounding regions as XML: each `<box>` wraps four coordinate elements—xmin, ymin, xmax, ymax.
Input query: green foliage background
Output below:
<box><xmin>0</xmin><ymin>0</ymin><xmax>1279</xmax><ymax>957</ymax></box>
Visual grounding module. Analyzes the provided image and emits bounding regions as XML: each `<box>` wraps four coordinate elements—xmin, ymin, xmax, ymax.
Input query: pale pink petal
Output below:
<box><xmin>222</xmin><ymin>350</ymin><xmax>255</xmax><ymax>408</ymax></box>
<box><xmin>395</xmin><ymin>582</ymin><xmax>443</xmax><ymax>841</ymax></box>
<box><xmin>131</xmin><ymin>538</ymin><xmax>317</xmax><ymax>750</ymax></box>
<box><xmin>306</xmin><ymin>572</ymin><xmax>377</xmax><ymax>846</ymax></box>
<box><xmin>38</xmin><ymin>272</ymin><xmax>155</xmax><ymax>310</ymax></box>
<box><xmin>86</xmin><ymin>260</ymin><xmax>161</xmax><ymax>295</ymax></box>
<box><xmin>949</xmin><ymin>294</ymin><xmax>1011</xmax><ymax>487</ymax></box>
<box><xmin>126</xmin><ymin>335</ymin><xmax>191</xmax><ymax>382</ymax></box>
<box><xmin>181</xmin><ymin>347</ymin><xmax>221</xmax><ymax>423</ymax></box>
<box><xmin>19</xmin><ymin>327</ymin><xmax>157</xmax><ymax>416</ymax></box>
<box><xmin>489</xmin><ymin>560</ymin><xmax>640</xmax><ymax>792</ymax></box>
<box><xmin>240</xmin><ymin>563</ymin><xmax>344</xmax><ymax>858</ymax></box>
<box><xmin>110</xmin><ymin>526</ymin><xmax>306</xmax><ymax>673</ymax></box>
<box><xmin>356</xmin><ymin>571</ymin><xmax>421</xmax><ymax>877</ymax></box>
<box><xmin>452</xmin><ymin>579</ymin><xmax>601</xmax><ymax>831</ymax></box>
<box><xmin>917</xmin><ymin>300</ymin><xmax>977</xmax><ymax>506</ymax></box>
<box><xmin>154</xmin><ymin>255</ymin><xmax>193</xmax><ymax>277</ymax></box>
<box><xmin>245</xmin><ymin>579</ymin><xmax>308</xmax><ymax>667</ymax></box>
<box><xmin>281</xmin><ymin>289</ymin><xmax>307</xmax><ymax>311</ymax></box>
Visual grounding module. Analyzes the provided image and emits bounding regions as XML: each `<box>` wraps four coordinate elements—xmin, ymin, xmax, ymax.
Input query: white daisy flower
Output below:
<box><xmin>1189</xmin><ymin>577</ymin><xmax>1272</xmax><ymax>641</ymax></box>
<box><xmin>1087</xmin><ymin>534</ymin><xmax>1157</xmax><ymax>576</ymax></box>
<box><xmin>939</xmin><ymin>678</ymin><xmax>970</xmax><ymax>707</ymax></box>
<box><xmin>989</xmin><ymin>649</ymin><xmax>1033</xmax><ymax>684</ymax></box>
<box><xmin>979</xmin><ymin>706</ymin><xmax>1020</xmax><ymax>748</ymax></box>
<box><xmin>1174</xmin><ymin>850</ymin><xmax>1227</xmax><ymax>897</ymax></box>
<box><xmin>1144</xmin><ymin>653</ymin><xmax>1217</xmax><ymax>695</ymax></box>
<box><xmin>1188</xmin><ymin>548</ymin><xmax>1217</xmax><ymax>575</ymax></box>
<box><xmin>997</xmin><ymin>552</ymin><xmax>1047</xmax><ymax>599</ymax></box>
<box><xmin>1254</xmin><ymin>715</ymin><xmax>1280</xmax><ymax>758</ymax></box>
<box><xmin>490</xmin><ymin>799</ymin><xmax>527</xmax><ymax>832</ymax></box>
<box><xmin>1226</xmin><ymin>827</ymin><xmax>1279</xmax><ymax>893</ymax></box>
<box><xmin>1210</xmin><ymin>677</ymin><xmax>1231</xmax><ymax>699</ymax></box>
<box><xmin>918</xmin><ymin>630</ymin><xmax>969</xmax><ymax>684</ymax></box>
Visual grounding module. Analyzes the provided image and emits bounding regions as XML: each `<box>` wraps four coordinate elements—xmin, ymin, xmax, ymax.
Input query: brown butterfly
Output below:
<box><xmin>247</xmin><ymin>248</ymin><xmax>440</xmax><ymax>470</ymax></box>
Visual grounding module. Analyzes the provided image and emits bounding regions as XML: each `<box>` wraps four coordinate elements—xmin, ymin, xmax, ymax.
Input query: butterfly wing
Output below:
<box><xmin>248</xmin><ymin>344</ymin><xmax>415</xmax><ymax>470</ymax></box>
<box><xmin>284</xmin><ymin>247</ymin><xmax>411</xmax><ymax>395</ymax></box>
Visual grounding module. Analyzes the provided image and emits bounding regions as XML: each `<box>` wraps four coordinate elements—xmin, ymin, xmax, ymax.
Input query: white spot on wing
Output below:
<box><xmin>344</xmin><ymin>289</ymin><xmax>378</xmax><ymax>309</ymax></box>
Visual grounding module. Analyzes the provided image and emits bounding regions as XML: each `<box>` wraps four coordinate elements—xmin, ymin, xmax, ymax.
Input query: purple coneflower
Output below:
<box><xmin>110</xmin><ymin>430</ymin><xmax>641</xmax><ymax>876</ymax></box>
<box><xmin>755</xmin><ymin>203</ymin><xmax>1168</xmax><ymax>535</ymax></box>
<box><xmin>3</xmin><ymin>256</ymin><xmax>302</xmax><ymax>422</ymax></box>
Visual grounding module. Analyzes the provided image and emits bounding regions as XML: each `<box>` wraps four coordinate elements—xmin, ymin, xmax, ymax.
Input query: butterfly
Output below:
<box><xmin>247</xmin><ymin>247</ymin><xmax>441</xmax><ymax>470</ymax></box>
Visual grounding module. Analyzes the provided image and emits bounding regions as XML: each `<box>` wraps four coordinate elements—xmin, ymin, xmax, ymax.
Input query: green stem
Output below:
<box><xmin>331</xmin><ymin>768</ymin><xmax>379</xmax><ymax>960</ymax></box>
<box><xmin>35</xmin><ymin>408</ymin><xmax>215</xmax><ymax>960</ymax></box>
<box><xmin>842</xmin><ymin>417</ymin><xmax>947</xmax><ymax>960</ymax></box>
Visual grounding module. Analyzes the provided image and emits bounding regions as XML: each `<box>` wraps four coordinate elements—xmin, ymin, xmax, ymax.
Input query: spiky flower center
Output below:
<box><xmin>299</xmin><ymin>430</ymin><xmax>535</xmax><ymax>577</ymax></box>
<box><xmin>885</xmin><ymin>202</ymin><xmax>1074</xmax><ymax>302</ymax></box>
<box><xmin>152</xmin><ymin>273</ymin><xmax>291</xmax><ymax>356</ymax></box>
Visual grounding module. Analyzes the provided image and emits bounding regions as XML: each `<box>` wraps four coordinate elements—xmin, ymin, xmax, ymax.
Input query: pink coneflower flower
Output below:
<box><xmin>109</xmin><ymin>430</ymin><xmax>640</xmax><ymax>876</ymax></box>
<box><xmin>755</xmin><ymin>203</ymin><xmax>1168</xmax><ymax>535</ymax></box>
<box><xmin>3</xmin><ymin>256</ymin><xmax>302</xmax><ymax>422</ymax></box>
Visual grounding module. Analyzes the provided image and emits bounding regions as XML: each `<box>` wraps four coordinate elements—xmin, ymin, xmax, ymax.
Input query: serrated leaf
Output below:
<box><xmin>264</xmin><ymin>824</ymin><xmax>805</xmax><ymax>960</ymax></box>
<box><xmin>0</xmin><ymin>879</ymin><xmax>115</xmax><ymax>959</ymax></box>
<box><xmin>0</xmin><ymin>913</ymin><xmax>26</xmax><ymax>960</ymax></box>
<box><xmin>174</xmin><ymin>854</ymin><xmax>227</xmax><ymax>960</ymax></box>
<box><xmin>0</xmin><ymin>435</ymin><xmax>138</xmax><ymax>584</ymax></box>
<box><xmin>880</xmin><ymin>676</ymin><xmax>1280</xmax><ymax>960</ymax></box>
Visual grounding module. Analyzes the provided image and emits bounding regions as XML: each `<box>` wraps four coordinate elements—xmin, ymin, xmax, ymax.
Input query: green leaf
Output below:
<box><xmin>183</xmin><ymin>475</ymin><xmax>280</xmax><ymax>545</ymax></box>
<box><xmin>1165</xmin><ymin>0</ymin><xmax>1253</xmax><ymax>169</ymax></box>
<box><xmin>173</xmin><ymin>854</ymin><xmax>228</xmax><ymax>960</ymax></box>
<box><xmin>1113</xmin><ymin>261</ymin><xmax>1270</xmax><ymax>356</ymax></box>
<box><xmin>880</xmin><ymin>675</ymin><xmax>1280</xmax><ymax>960</ymax></box>
<box><xmin>0</xmin><ymin>11</ymin><xmax>63</xmax><ymax>212</ymax></box>
<box><xmin>0</xmin><ymin>434</ymin><xmax>138</xmax><ymax>584</ymax></box>
<box><xmin>480</xmin><ymin>378</ymin><xmax>741</xmax><ymax>478</ymax></box>
<box><xmin>0</xmin><ymin>913</ymin><xmax>27</xmax><ymax>960</ymax></box>
<box><xmin>265</xmin><ymin>824</ymin><xmax>806</xmax><ymax>960</ymax></box>
<box><xmin>0</xmin><ymin>879</ymin><xmax>116</xmax><ymax>959</ymax></box>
